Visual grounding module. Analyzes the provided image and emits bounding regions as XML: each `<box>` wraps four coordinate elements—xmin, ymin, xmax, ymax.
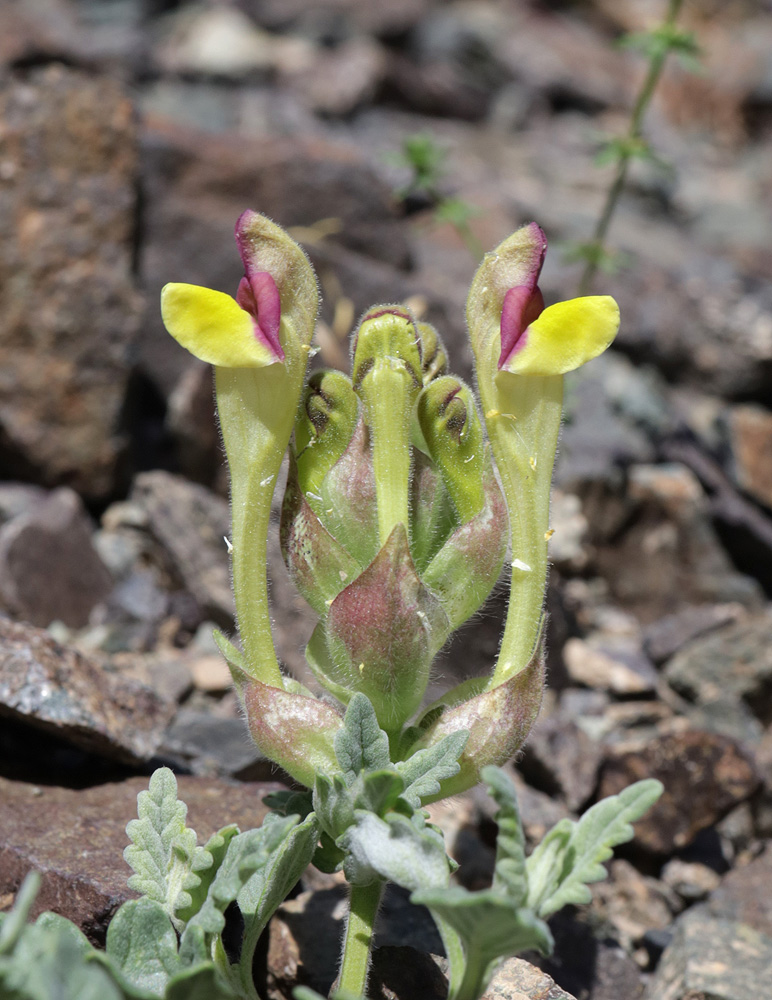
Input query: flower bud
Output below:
<box><xmin>416</xmin><ymin>321</ymin><xmax>449</xmax><ymax>384</ymax></box>
<box><xmin>295</xmin><ymin>370</ymin><xmax>359</xmax><ymax>506</ymax></box>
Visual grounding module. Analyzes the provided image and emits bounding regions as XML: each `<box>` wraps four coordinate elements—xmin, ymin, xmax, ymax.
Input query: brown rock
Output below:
<box><xmin>0</xmin><ymin>487</ymin><xmax>113</xmax><ymax>628</ymax></box>
<box><xmin>707</xmin><ymin>848</ymin><xmax>772</xmax><ymax>939</ymax></box>
<box><xmin>0</xmin><ymin>774</ymin><xmax>281</xmax><ymax>943</ymax></box>
<box><xmin>598</xmin><ymin>729</ymin><xmax>759</xmax><ymax>854</ymax></box>
<box><xmin>729</xmin><ymin>403</ymin><xmax>772</xmax><ymax>510</ymax></box>
<box><xmin>590</xmin><ymin>859</ymin><xmax>679</xmax><ymax>952</ymax></box>
<box><xmin>129</xmin><ymin>471</ymin><xmax>234</xmax><ymax>627</ymax></box>
<box><xmin>562</xmin><ymin>637</ymin><xmax>657</xmax><ymax>696</ymax></box>
<box><xmin>0</xmin><ymin>619</ymin><xmax>175</xmax><ymax>765</ymax></box>
<box><xmin>0</xmin><ymin>65</ymin><xmax>141</xmax><ymax>499</ymax></box>
<box><xmin>518</xmin><ymin>712</ymin><xmax>603</xmax><ymax>813</ymax></box>
<box><xmin>282</xmin><ymin>36</ymin><xmax>387</xmax><ymax>117</ymax></box>
<box><xmin>482</xmin><ymin>957</ymin><xmax>577</xmax><ymax>1000</ymax></box>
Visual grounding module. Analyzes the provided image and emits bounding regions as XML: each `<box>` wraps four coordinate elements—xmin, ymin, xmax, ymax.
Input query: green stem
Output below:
<box><xmin>216</xmin><ymin>337</ymin><xmax>306</xmax><ymax>688</ymax></box>
<box><xmin>579</xmin><ymin>0</ymin><xmax>684</xmax><ymax>294</ymax></box>
<box><xmin>338</xmin><ymin>881</ymin><xmax>384</xmax><ymax>997</ymax></box>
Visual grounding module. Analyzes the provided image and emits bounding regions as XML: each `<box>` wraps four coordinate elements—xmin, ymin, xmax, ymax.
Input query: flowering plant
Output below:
<box><xmin>0</xmin><ymin>213</ymin><xmax>661</xmax><ymax>1000</ymax></box>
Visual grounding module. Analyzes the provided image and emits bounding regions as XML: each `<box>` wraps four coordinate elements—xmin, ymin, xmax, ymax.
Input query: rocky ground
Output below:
<box><xmin>1</xmin><ymin>0</ymin><xmax>772</xmax><ymax>997</ymax></box>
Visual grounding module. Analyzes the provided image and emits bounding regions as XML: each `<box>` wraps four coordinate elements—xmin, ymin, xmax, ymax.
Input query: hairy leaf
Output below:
<box><xmin>334</xmin><ymin>694</ymin><xmax>390</xmax><ymax>783</ymax></box>
<box><xmin>341</xmin><ymin>811</ymin><xmax>450</xmax><ymax>891</ymax></box>
<box><xmin>397</xmin><ymin>732</ymin><xmax>468</xmax><ymax>808</ymax></box>
<box><xmin>106</xmin><ymin>898</ymin><xmax>180</xmax><ymax>993</ymax></box>
<box><xmin>175</xmin><ymin>825</ymin><xmax>239</xmax><ymax>927</ymax></box>
<box><xmin>124</xmin><ymin>768</ymin><xmax>212</xmax><ymax>930</ymax></box>
<box><xmin>526</xmin><ymin>779</ymin><xmax>664</xmax><ymax>918</ymax></box>
<box><xmin>481</xmin><ymin>766</ymin><xmax>527</xmax><ymax>905</ymax></box>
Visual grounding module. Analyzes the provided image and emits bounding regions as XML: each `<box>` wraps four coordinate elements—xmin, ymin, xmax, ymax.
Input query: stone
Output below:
<box><xmin>663</xmin><ymin>611</ymin><xmax>772</xmax><ymax>725</ymax></box>
<box><xmin>547</xmin><ymin>491</ymin><xmax>589</xmax><ymax>574</ymax></box>
<box><xmin>562</xmin><ymin>636</ymin><xmax>658</xmax><ymax>696</ymax></box>
<box><xmin>165</xmin><ymin>361</ymin><xmax>221</xmax><ymax>488</ymax></box>
<box><xmin>0</xmin><ymin>774</ymin><xmax>281</xmax><ymax>943</ymax></box>
<box><xmin>706</xmin><ymin>848</ymin><xmax>772</xmax><ymax>939</ymax></box>
<box><xmin>0</xmin><ymin>65</ymin><xmax>141</xmax><ymax>499</ymax></box>
<box><xmin>660</xmin><ymin>859</ymin><xmax>722</xmax><ymax>903</ymax></box>
<box><xmin>518</xmin><ymin>711</ymin><xmax>603</xmax><ymax>813</ymax></box>
<box><xmin>189</xmin><ymin>653</ymin><xmax>233</xmax><ymax>693</ymax></box>
<box><xmin>642</xmin><ymin>604</ymin><xmax>745</xmax><ymax>666</ymax></box>
<box><xmin>154</xmin><ymin>4</ymin><xmax>275</xmax><ymax>78</ymax></box>
<box><xmin>728</xmin><ymin>403</ymin><xmax>772</xmax><ymax>510</ymax></box>
<box><xmin>281</xmin><ymin>36</ymin><xmax>387</xmax><ymax>117</ymax></box>
<box><xmin>0</xmin><ymin>487</ymin><xmax>113</xmax><ymax>628</ymax></box>
<box><xmin>589</xmin><ymin>463</ymin><xmax>762</xmax><ymax>623</ymax></box>
<box><xmin>482</xmin><ymin>957</ymin><xmax>577</xmax><ymax>999</ymax></box>
<box><xmin>129</xmin><ymin>471</ymin><xmax>234</xmax><ymax>627</ymax></box>
<box><xmin>0</xmin><ymin>483</ymin><xmax>47</xmax><ymax>526</ymax></box>
<box><xmin>0</xmin><ymin>618</ymin><xmax>175</xmax><ymax>765</ymax></box>
<box><xmin>590</xmin><ymin>859</ymin><xmax>679</xmax><ymax>952</ymax></box>
<box><xmin>598</xmin><ymin>730</ymin><xmax>759</xmax><ymax>855</ymax></box>
<box><xmin>159</xmin><ymin>710</ymin><xmax>273</xmax><ymax>781</ymax></box>
<box><xmin>644</xmin><ymin>909</ymin><xmax>772</xmax><ymax>1000</ymax></box>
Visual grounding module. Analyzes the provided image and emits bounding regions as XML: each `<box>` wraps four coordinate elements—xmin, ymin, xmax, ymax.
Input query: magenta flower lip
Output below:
<box><xmin>235</xmin><ymin>210</ymin><xmax>285</xmax><ymax>361</ymax></box>
<box><xmin>497</xmin><ymin>223</ymin><xmax>547</xmax><ymax>371</ymax></box>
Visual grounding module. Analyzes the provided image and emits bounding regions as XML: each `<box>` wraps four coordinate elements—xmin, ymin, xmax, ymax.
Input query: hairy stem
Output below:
<box><xmin>338</xmin><ymin>881</ymin><xmax>383</xmax><ymax>997</ymax></box>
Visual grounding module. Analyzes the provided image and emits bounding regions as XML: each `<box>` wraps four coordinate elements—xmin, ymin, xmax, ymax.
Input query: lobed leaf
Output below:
<box><xmin>526</xmin><ymin>779</ymin><xmax>664</xmax><ymax>918</ymax></box>
<box><xmin>340</xmin><ymin>811</ymin><xmax>450</xmax><ymax>891</ymax></box>
<box><xmin>481</xmin><ymin>766</ymin><xmax>527</xmax><ymax>906</ymax></box>
<box><xmin>334</xmin><ymin>694</ymin><xmax>391</xmax><ymax>783</ymax></box>
<box><xmin>124</xmin><ymin>768</ymin><xmax>212</xmax><ymax>930</ymax></box>
<box><xmin>396</xmin><ymin>731</ymin><xmax>468</xmax><ymax>809</ymax></box>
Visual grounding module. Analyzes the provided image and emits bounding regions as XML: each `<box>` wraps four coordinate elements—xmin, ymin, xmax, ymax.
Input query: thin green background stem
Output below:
<box><xmin>579</xmin><ymin>0</ymin><xmax>684</xmax><ymax>294</ymax></box>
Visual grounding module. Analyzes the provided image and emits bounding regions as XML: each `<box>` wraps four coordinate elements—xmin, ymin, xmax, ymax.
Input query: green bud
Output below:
<box><xmin>295</xmin><ymin>370</ymin><xmax>358</xmax><ymax>506</ymax></box>
<box><xmin>417</xmin><ymin>375</ymin><xmax>486</xmax><ymax>521</ymax></box>
<box><xmin>416</xmin><ymin>321</ymin><xmax>449</xmax><ymax>384</ymax></box>
<box><xmin>352</xmin><ymin>305</ymin><xmax>423</xmax><ymax>547</ymax></box>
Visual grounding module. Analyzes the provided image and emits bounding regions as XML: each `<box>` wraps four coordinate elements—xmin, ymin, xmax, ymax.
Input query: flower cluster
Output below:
<box><xmin>161</xmin><ymin>211</ymin><xmax>619</xmax><ymax>796</ymax></box>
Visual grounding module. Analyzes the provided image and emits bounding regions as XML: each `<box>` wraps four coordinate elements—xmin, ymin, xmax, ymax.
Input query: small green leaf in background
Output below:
<box><xmin>124</xmin><ymin>768</ymin><xmax>213</xmax><ymax>931</ymax></box>
<box><xmin>334</xmin><ymin>693</ymin><xmax>391</xmax><ymax>783</ymax></box>
<box><xmin>526</xmin><ymin>778</ymin><xmax>664</xmax><ymax>918</ymax></box>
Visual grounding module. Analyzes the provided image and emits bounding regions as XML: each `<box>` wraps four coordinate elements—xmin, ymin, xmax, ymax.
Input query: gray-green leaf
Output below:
<box><xmin>481</xmin><ymin>766</ymin><xmax>527</xmax><ymax>905</ymax></box>
<box><xmin>106</xmin><ymin>898</ymin><xmax>180</xmax><ymax>993</ymax></box>
<box><xmin>334</xmin><ymin>694</ymin><xmax>390</xmax><ymax>783</ymax></box>
<box><xmin>396</xmin><ymin>731</ymin><xmax>468</xmax><ymax>808</ymax></box>
<box><xmin>526</xmin><ymin>778</ymin><xmax>664</xmax><ymax>918</ymax></box>
<box><xmin>124</xmin><ymin>768</ymin><xmax>212</xmax><ymax>931</ymax></box>
<box><xmin>340</xmin><ymin>811</ymin><xmax>450</xmax><ymax>891</ymax></box>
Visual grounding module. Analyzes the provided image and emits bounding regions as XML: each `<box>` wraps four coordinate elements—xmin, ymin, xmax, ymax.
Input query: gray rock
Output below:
<box><xmin>0</xmin><ymin>773</ymin><xmax>282</xmax><ymax>944</ymax></box>
<box><xmin>0</xmin><ymin>483</ymin><xmax>48</xmax><ymax>526</ymax></box>
<box><xmin>562</xmin><ymin>636</ymin><xmax>658</xmax><ymax>697</ymax></box>
<box><xmin>598</xmin><ymin>729</ymin><xmax>759</xmax><ymax>855</ymax></box>
<box><xmin>0</xmin><ymin>65</ymin><xmax>141</xmax><ymax>499</ymax></box>
<box><xmin>0</xmin><ymin>487</ymin><xmax>113</xmax><ymax>628</ymax></box>
<box><xmin>129</xmin><ymin>470</ymin><xmax>234</xmax><ymax>627</ymax></box>
<box><xmin>664</xmin><ymin>611</ymin><xmax>772</xmax><ymax>725</ymax></box>
<box><xmin>518</xmin><ymin>711</ymin><xmax>603</xmax><ymax>813</ymax></box>
<box><xmin>644</xmin><ymin>909</ymin><xmax>772</xmax><ymax>1000</ymax></box>
<box><xmin>643</xmin><ymin>604</ymin><xmax>745</xmax><ymax>666</ymax></box>
<box><xmin>728</xmin><ymin>403</ymin><xmax>772</xmax><ymax>511</ymax></box>
<box><xmin>0</xmin><ymin>618</ymin><xmax>175</xmax><ymax>765</ymax></box>
<box><xmin>160</xmin><ymin>709</ymin><xmax>273</xmax><ymax>780</ymax></box>
<box><xmin>707</xmin><ymin>848</ymin><xmax>772</xmax><ymax>939</ymax></box>
<box><xmin>482</xmin><ymin>957</ymin><xmax>577</xmax><ymax>999</ymax></box>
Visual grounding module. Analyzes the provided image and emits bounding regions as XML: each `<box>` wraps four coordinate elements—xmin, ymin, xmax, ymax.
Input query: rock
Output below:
<box><xmin>165</xmin><ymin>361</ymin><xmax>221</xmax><ymax>487</ymax></box>
<box><xmin>154</xmin><ymin>4</ymin><xmax>275</xmax><ymax>78</ymax></box>
<box><xmin>706</xmin><ymin>848</ymin><xmax>772</xmax><ymax>938</ymax></box>
<box><xmin>281</xmin><ymin>36</ymin><xmax>387</xmax><ymax>117</ymax></box>
<box><xmin>482</xmin><ymin>957</ymin><xmax>577</xmax><ymax>999</ymax></box>
<box><xmin>518</xmin><ymin>711</ymin><xmax>603</xmax><ymax>813</ymax></box>
<box><xmin>242</xmin><ymin>0</ymin><xmax>434</xmax><ymax>39</ymax></box>
<box><xmin>548</xmin><ymin>491</ymin><xmax>590</xmax><ymax>574</ymax></box>
<box><xmin>367</xmin><ymin>945</ymin><xmax>448</xmax><ymax>1000</ymax></box>
<box><xmin>0</xmin><ymin>773</ymin><xmax>281</xmax><ymax>943</ymax></box>
<box><xmin>598</xmin><ymin>729</ymin><xmax>759</xmax><ymax>855</ymax></box>
<box><xmin>266</xmin><ymin>886</ymin><xmax>346</xmax><ymax>999</ymax></box>
<box><xmin>0</xmin><ymin>483</ymin><xmax>48</xmax><ymax>526</ymax></box>
<box><xmin>562</xmin><ymin>636</ymin><xmax>658</xmax><ymax>696</ymax></box>
<box><xmin>728</xmin><ymin>404</ymin><xmax>772</xmax><ymax>510</ymax></box>
<box><xmin>0</xmin><ymin>487</ymin><xmax>113</xmax><ymax>628</ymax></box>
<box><xmin>660</xmin><ymin>859</ymin><xmax>722</xmax><ymax>903</ymax></box>
<box><xmin>663</xmin><ymin>611</ymin><xmax>772</xmax><ymax>725</ymax></box>
<box><xmin>159</xmin><ymin>709</ymin><xmax>273</xmax><ymax>780</ymax></box>
<box><xmin>129</xmin><ymin>471</ymin><xmax>234</xmax><ymax>627</ymax></box>
<box><xmin>189</xmin><ymin>653</ymin><xmax>233</xmax><ymax>693</ymax></box>
<box><xmin>590</xmin><ymin>859</ymin><xmax>679</xmax><ymax>952</ymax></box>
<box><xmin>0</xmin><ymin>65</ymin><xmax>141</xmax><ymax>499</ymax></box>
<box><xmin>590</xmin><ymin>463</ymin><xmax>762</xmax><ymax>623</ymax></box>
<box><xmin>643</xmin><ymin>909</ymin><xmax>772</xmax><ymax>1000</ymax></box>
<box><xmin>642</xmin><ymin>603</ymin><xmax>745</xmax><ymax>666</ymax></box>
<box><xmin>0</xmin><ymin>619</ymin><xmax>175</xmax><ymax>765</ymax></box>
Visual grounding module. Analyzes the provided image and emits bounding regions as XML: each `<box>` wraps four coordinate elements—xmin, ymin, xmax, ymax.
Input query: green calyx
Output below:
<box><xmin>295</xmin><ymin>370</ymin><xmax>359</xmax><ymax>507</ymax></box>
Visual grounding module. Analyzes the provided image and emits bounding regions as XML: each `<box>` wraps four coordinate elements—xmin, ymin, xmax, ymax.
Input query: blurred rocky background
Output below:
<box><xmin>1</xmin><ymin>0</ymin><xmax>772</xmax><ymax>997</ymax></box>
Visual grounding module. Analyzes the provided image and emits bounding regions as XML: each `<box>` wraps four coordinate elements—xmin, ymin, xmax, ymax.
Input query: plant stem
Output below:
<box><xmin>579</xmin><ymin>0</ymin><xmax>684</xmax><ymax>294</ymax></box>
<box><xmin>338</xmin><ymin>881</ymin><xmax>383</xmax><ymax>997</ymax></box>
